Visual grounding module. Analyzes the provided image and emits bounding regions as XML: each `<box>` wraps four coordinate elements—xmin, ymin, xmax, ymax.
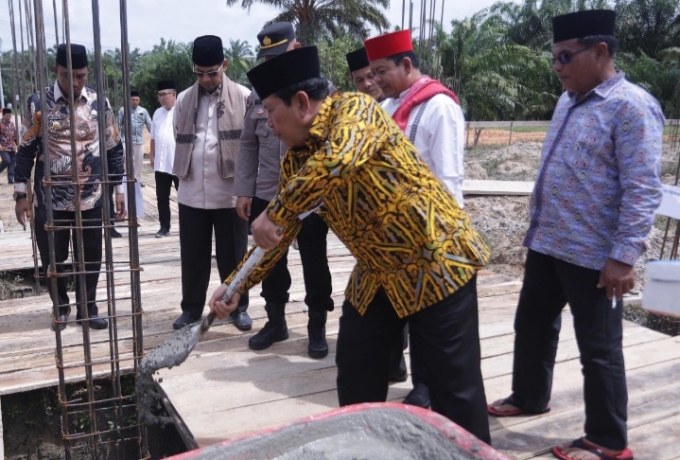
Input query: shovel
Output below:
<box><xmin>140</xmin><ymin>206</ymin><xmax>320</xmax><ymax>374</ymax></box>
<box><xmin>140</xmin><ymin>246</ymin><xmax>267</xmax><ymax>373</ymax></box>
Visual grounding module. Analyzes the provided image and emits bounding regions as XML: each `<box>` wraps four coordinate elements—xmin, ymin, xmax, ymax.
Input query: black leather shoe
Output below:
<box><xmin>51</xmin><ymin>307</ymin><xmax>71</xmax><ymax>331</ymax></box>
<box><xmin>231</xmin><ymin>310</ymin><xmax>252</xmax><ymax>331</ymax></box>
<box><xmin>155</xmin><ymin>228</ymin><xmax>170</xmax><ymax>238</ymax></box>
<box><xmin>88</xmin><ymin>316</ymin><xmax>108</xmax><ymax>330</ymax></box>
<box><xmin>173</xmin><ymin>311</ymin><xmax>200</xmax><ymax>330</ymax></box>
<box><xmin>110</xmin><ymin>228</ymin><xmax>122</xmax><ymax>238</ymax></box>
<box><xmin>307</xmin><ymin>310</ymin><xmax>328</xmax><ymax>359</ymax></box>
<box><xmin>76</xmin><ymin>314</ymin><xmax>108</xmax><ymax>330</ymax></box>
<box><xmin>402</xmin><ymin>383</ymin><xmax>431</xmax><ymax>408</ymax></box>
<box><xmin>388</xmin><ymin>356</ymin><xmax>408</xmax><ymax>383</ymax></box>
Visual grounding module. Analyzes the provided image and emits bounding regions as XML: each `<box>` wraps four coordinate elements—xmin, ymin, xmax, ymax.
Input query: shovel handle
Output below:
<box><xmin>202</xmin><ymin>246</ymin><xmax>267</xmax><ymax>334</ymax></box>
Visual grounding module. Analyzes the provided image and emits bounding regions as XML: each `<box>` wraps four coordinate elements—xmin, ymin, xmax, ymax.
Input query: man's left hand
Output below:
<box><xmin>115</xmin><ymin>193</ymin><xmax>127</xmax><ymax>221</ymax></box>
<box><xmin>597</xmin><ymin>258</ymin><xmax>635</xmax><ymax>300</ymax></box>
<box><xmin>209</xmin><ymin>284</ymin><xmax>241</xmax><ymax>319</ymax></box>
<box><xmin>251</xmin><ymin>211</ymin><xmax>283</xmax><ymax>250</ymax></box>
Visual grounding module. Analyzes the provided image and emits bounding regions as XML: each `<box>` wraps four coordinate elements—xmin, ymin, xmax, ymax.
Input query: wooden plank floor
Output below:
<box><xmin>156</xmin><ymin>278</ymin><xmax>680</xmax><ymax>460</ymax></box>
<box><xmin>1</xmin><ymin>176</ymin><xmax>679</xmax><ymax>459</ymax></box>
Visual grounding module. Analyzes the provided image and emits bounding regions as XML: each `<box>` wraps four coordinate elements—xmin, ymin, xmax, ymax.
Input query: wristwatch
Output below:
<box><xmin>13</xmin><ymin>191</ymin><xmax>27</xmax><ymax>201</ymax></box>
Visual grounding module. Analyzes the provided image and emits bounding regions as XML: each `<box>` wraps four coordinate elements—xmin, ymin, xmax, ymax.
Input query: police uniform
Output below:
<box><xmin>234</xmin><ymin>22</ymin><xmax>334</xmax><ymax>358</ymax></box>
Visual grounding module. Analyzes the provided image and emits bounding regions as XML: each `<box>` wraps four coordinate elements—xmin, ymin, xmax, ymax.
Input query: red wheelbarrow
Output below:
<box><xmin>168</xmin><ymin>403</ymin><xmax>510</xmax><ymax>460</ymax></box>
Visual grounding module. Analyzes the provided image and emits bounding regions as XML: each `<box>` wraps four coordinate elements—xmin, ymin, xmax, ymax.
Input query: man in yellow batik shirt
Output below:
<box><xmin>209</xmin><ymin>46</ymin><xmax>492</xmax><ymax>444</ymax></box>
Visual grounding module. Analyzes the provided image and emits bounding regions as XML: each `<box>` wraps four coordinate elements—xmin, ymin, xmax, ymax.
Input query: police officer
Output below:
<box><xmin>234</xmin><ymin>22</ymin><xmax>334</xmax><ymax>359</ymax></box>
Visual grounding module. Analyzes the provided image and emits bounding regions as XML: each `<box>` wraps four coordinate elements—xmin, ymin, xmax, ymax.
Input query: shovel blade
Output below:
<box><xmin>141</xmin><ymin>322</ymin><xmax>202</xmax><ymax>373</ymax></box>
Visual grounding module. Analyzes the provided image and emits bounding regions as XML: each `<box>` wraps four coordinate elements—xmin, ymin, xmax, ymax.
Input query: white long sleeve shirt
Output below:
<box><xmin>150</xmin><ymin>106</ymin><xmax>176</xmax><ymax>175</ymax></box>
<box><xmin>382</xmin><ymin>91</ymin><xmax>466</xmax><ymax>207</ymax></box>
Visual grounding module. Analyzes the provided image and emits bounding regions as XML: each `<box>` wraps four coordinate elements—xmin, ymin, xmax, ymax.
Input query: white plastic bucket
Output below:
<box><xmin>642</xmin><ymin>260</ymin><xmax>680</xmax><ymax>317</ymax></box>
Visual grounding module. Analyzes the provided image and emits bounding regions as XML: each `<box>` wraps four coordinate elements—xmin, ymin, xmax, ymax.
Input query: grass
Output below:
<box><xmin>508</xmin><ymin>126</ymin><xmax>549</xmax><ymax>133</ymax></box>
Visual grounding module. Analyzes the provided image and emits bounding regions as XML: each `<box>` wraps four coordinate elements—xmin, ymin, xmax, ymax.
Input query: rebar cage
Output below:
<box><xmin>6</xmin><ymin>0</ymin><xmax>149</xmax><ymax>458</ymax></box>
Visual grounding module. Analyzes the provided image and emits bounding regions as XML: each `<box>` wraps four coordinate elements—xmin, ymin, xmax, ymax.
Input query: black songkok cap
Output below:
<box><xmin>130</xmin><ymin>90</ymin><xmax>140</xmax><ymax>97</ymax></box>
<box><xmin>346</xmin><ymin>47</ymin><xmax>370</xmax><ymax>72</ymax></box>
<box><xmin>2</xmin><ymin>108</ymin><xmax>11</xmax><ymax>115</ymax></box>
<box><xmin>157</xmin><ymin>80</ymin><xmax>176</xmax><ymax>91</ymax></box>
<box><xmin>192</xmin><ymin>35</ymin><xmax>224</xmax><ymax>67</ymax></box>
<box><xmin>56</xmin><ymin>43</ymin><xmax>88</xmax><ymax>68</ymax></box>
<box><xmin>553</xmin><ymin>10</ymin><xmax>616</xmax><ymax>43</ymax></box>
<box><xmin>247</xmin><ymin>46</ymin><xmax>320</xmax><ymax>101</ymax></box>
<box><xmin>257</xmin><ymin>22</ymin><xmax>296</xmax><ymax>59</ymax></box>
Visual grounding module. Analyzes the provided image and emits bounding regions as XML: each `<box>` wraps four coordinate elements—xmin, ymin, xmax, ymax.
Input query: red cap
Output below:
<box><xmin>364</xmin><ymin>30</ymin><xmax>413</xmax><ymax>61</ymax></box>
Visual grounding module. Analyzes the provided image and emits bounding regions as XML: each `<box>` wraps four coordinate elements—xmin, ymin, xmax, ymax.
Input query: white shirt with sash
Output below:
<box><xmin>382</xmin><ymin>89</ymin><xmax>466</xmax><ymax>207</ymax></box>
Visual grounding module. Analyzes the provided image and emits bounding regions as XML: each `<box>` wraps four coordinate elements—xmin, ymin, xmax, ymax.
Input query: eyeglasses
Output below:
<box><xmin>193</xmin><ymin>65</ymin><xmax>223</xmax><ymax>78</ymax></box>
<box><xmin>157</xmin><ymin>91</ymin><xmax>175</xmax><ymax>97</ymax></box>
<box><xmin>551</xmin><ymin>46</ymin><xmax>594</xmax><ymax>65</ymax></box>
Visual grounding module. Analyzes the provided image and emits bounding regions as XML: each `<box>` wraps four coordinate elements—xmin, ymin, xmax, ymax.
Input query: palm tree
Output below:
<box><xmin>489</xmin><ymin>0</ymin><xmax>609</xmax><ymax>51</ymax></box>
<box><xmin>440</xmin><ymin>9</ymin><xmax>559</xmax><ymax>122</ymax></box>
<box><xmin>130</xmin><ymin>39</ymin><xmax>195</xmax><ymax>111</ymax></box>
<box><xmin>616</xmin><ymin>0</ymin><xmax>680</xmax><ymax>60</ymax></box>
<box><xmin>225</xmin><ymin>0</ymin><xmax>391</xmax><ymax>45</ymax></box>
<box><xmin>224</xmin><ymin>39</ymin><xmax>256</xmax><ymax>85</ymax></box>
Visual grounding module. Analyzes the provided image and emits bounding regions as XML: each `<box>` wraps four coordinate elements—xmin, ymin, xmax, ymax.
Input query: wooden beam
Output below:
<box><xmin>463</xmin><ymin>180</ymin><xmax>534</xmax><ymax>196</ymax></box>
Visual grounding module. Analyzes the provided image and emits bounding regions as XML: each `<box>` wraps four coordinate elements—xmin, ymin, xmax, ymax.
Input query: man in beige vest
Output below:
<box><xmin>172</xmin><ymin>35</ymin><xmax>252</xmax><ymax>331</ymax></box>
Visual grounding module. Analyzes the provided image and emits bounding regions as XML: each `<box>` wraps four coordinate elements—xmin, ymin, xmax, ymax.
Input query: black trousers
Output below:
<box><xmin>34</xmin><ymin>206</ymin><xmax>103</xmax><ymax>317</ymax></box>
<box><xmin>389</xmin><ymin>323</ymin><xmax>408</xmax><ymax>376</ymax></box>
<box><xmin>155</xmin><ymin>171</ymin><xmax>179</xmax><ymax>231</ymax></box>
<box><xmin>250</xmin><ymin>196</ymin><xmax>333</xmax><ymax>312</ymax></box>
<box><xmin>179</xmin><ymin>203</ymin><xmax>249</xmax><ymax>317</ymax></box>
<box><xmin>336</xmin><ymin>277</ymin><xmax>490</xmax><ymax>444</ymax></box>
<box><xmin>0</xmin><ymin>150</ymin><xmax>15</xmax><ymax>181</ymax></box>
<box><xmin>511</xmin><ymin>250</ymin><xmax>627</xmax><ymax>450</ymax></box>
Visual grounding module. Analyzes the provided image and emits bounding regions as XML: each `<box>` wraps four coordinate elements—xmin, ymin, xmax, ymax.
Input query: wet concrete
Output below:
<box><xmin>137</xmin><ymin>323</ymin><xmax>202</xmax><ymax>425</ymax></box>
<box><xmin>179</xmin><ymin>406</ymin><xmax>504</xmax><ymax>460</ymax></box>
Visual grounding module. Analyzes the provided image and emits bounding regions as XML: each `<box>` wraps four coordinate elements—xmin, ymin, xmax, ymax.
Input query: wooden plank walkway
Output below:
<box><xmin>156</xmin><ymin>277</ymin><xmax>680</xmax><ymax>460</ymax></box>
<box><xmin>0</xmin><ymin>176</ymin><xmax>679</xmax><ymax>459</ymax></box>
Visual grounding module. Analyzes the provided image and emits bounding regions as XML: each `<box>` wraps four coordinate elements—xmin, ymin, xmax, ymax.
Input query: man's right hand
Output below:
<box><xmin>15</xmin><ymin>199</ymin><xmax>31</xmax><ymax>230</ymax></box>
<box><xmin>236</xmin><ymin>196</ymin><xmax>251</xmax><ymax>221</ymax></box>
<box><xmin>149</xmin><ymin>153</ymin><xmax>155</xmax><ymax>167</ymax></box>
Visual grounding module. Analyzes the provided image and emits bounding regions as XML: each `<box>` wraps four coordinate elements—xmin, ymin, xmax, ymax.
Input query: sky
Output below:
<box><xmin>0</xmin><ymin>0</ymin><xmax>516</xmax><ymax>54</ymax></box>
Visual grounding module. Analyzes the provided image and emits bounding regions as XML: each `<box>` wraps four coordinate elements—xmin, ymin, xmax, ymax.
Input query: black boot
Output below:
<box><xmin>248</xmin><ymin>303</ymin><xmax>288</xmax><ymax>350</ymax></box>
<box><xmin>307</xmin><ymin>310</ymin><xmax>328</xmax><ymax>359</ymax></box>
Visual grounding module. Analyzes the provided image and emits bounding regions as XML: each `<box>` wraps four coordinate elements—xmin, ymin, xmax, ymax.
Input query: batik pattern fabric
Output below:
<box><xmin>225</xmin><ymin>92</ymin><xmax>489</xmax><ymax>318</ymax></box>
<box><xmin>15</xmin><ymin>83</ymin><xmax>124</xmax><ymax>211</ymax></box>
<box><xmin>524</xmin><ymin>72</ymin><xmax>664</xmax><ymax>270</ymax></box>
<box><xmin>0</xmin><ymin>119</ymin><xmax>16</xmax><ymax>151</ymax></box>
